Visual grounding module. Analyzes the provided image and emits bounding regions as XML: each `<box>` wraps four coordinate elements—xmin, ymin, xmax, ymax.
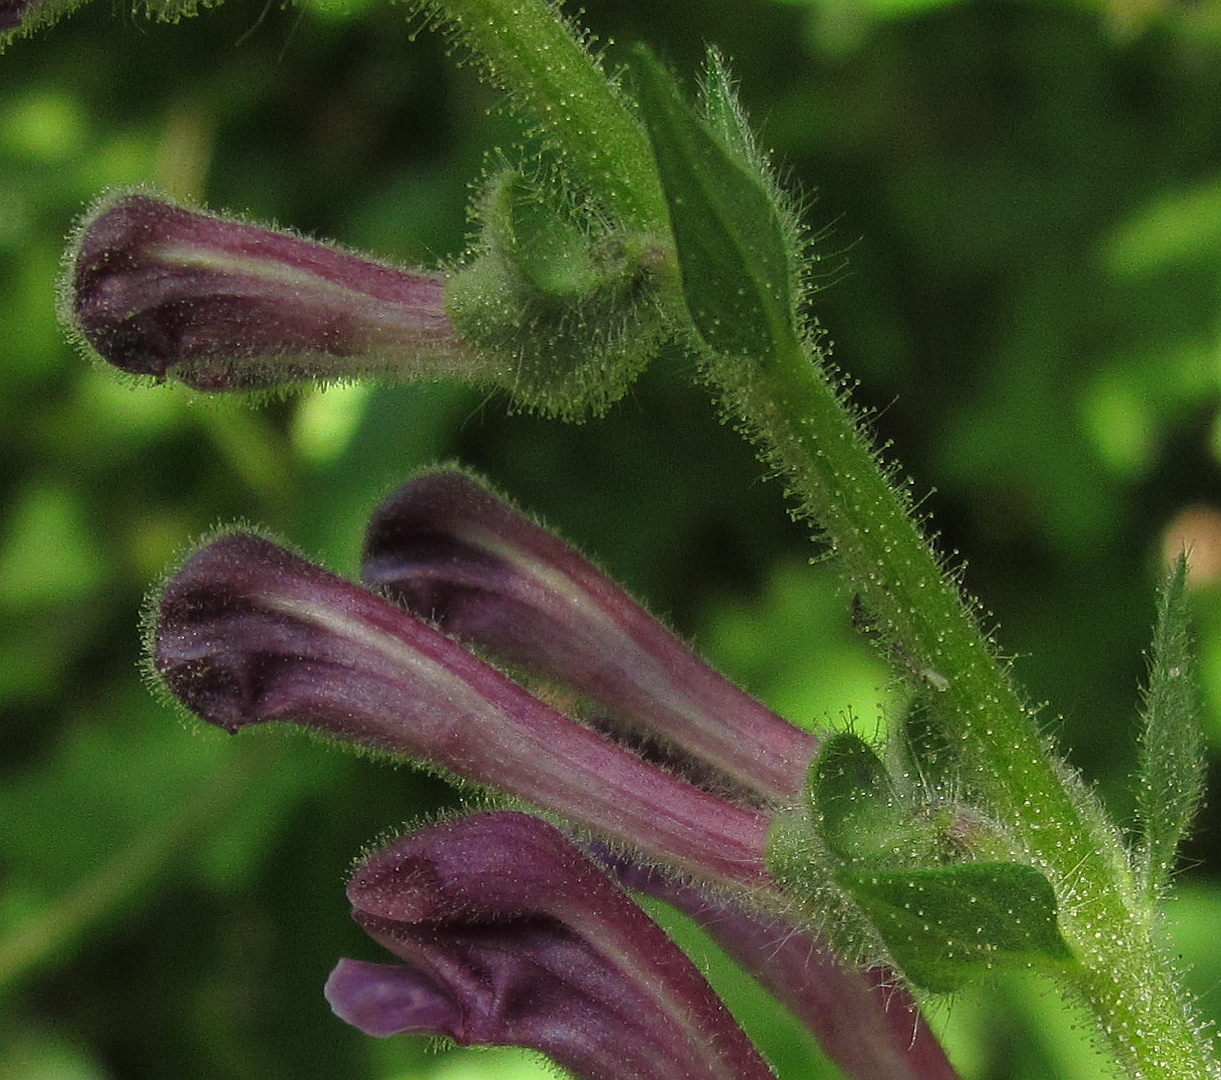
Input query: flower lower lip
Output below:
<box><xmin>326</xmin><ymin>811</ymin><xmax>777</xmax><ymax>1080</ymax></box>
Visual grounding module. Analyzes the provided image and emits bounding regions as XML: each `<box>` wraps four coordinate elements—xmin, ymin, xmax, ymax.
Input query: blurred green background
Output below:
<box><xmin>6</xmin><ymin>0</ymin><xmax>1221</xmax><ymax>1076</ymax></box>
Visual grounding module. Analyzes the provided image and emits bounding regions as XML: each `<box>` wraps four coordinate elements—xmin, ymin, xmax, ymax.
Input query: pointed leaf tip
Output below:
<box><xmin>629</xmin><ymin>45</ymin><xmax>799</xmax><ymax>360</ymax></box>
<box><xmin>1136</xmin><ymin>553</ymin><xmax>1205</xmax><ymax>897</ymax></box>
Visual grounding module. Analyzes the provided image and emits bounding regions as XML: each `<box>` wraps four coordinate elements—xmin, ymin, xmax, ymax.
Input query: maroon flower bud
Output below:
<box><xmin>363</xmin><ymin>469</ymin><xmax>818</xmax><ymax>803</ymax></box>
<box><xmin>152</xmin><ymin>532</ymin><xmax>772</xmax><ymax>889</ymax></box>
<box><xmin>65</xmin><ymin>191</ymin><xmax>490</xmax><ymax>391</ymax></box>
<box><xmin>325</xmin><ymin>811</ymin><xmax>777</xmax><ymax>1080</ymax></box>
<box><xmin>598</xmin><ymin>852</ymin><xmax>961</xmax><ymax>1080</ymax></box>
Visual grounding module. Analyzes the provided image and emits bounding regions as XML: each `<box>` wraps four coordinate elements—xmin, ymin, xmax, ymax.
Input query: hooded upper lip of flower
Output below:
<box><xmin>361</xmin><ymin>467</ymin><xmax>819</xmax><ymax>804</ymax></box>
<box><xmin>325</xmin><ymin>810</ymin><xmax>778</xmax><ymax>1080</ymax></box>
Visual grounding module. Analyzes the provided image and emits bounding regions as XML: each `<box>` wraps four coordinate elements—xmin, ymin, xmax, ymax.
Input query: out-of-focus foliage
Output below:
<box><xmin>5</xmin><ymin>1</ymin><xmax>1221</xmax><ymax>1077</ymax></box>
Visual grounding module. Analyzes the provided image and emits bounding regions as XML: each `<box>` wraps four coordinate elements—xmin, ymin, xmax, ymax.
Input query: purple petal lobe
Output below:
<box><xmin>67</xmin><ymin>191</ymin><xmax>481</xmax><ymax>391</ymax></box>
<box><xmin>325</xmin><ymin>958</ymin><xmax>460</xmax><ymax>1037</ymax></box>
<box><xmin>334</xmin><ymin>812</ymin><xmax>776</xmax><ymax>1080</ymax></box>
<box><xmin>154</xmin><ymin>531</ymin><xmax>772</xmax><ymax>889</ymax></box>
<box><xmin>363</xmin><ymin>468</ymin><xmax>818</xmax><ymax>802</ymax></box>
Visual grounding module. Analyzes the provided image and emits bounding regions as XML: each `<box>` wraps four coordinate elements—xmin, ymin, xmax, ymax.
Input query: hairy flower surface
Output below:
<box><xmin>363</xmin><ymin>469</ymin><xmax>818</xmax><ymax>802</ymax></box>
<box><xmin>66</xmin><ymin>192</ymin><xmax>486</xmax><ymax>390</ymax></box>
<box><xmin>326</xmin><ymin>811</ymin><xmax>776</xmax><ymax>1080</ymax></box>
<box><xmin>152</xmin><ymin>530</ymin><xmax>771</xmax><ymax>888</ymax></box>
<box><xmin>151</xmin><ymin>479</ymin><xmax>961</xmax><ymax>1080</ymax></box>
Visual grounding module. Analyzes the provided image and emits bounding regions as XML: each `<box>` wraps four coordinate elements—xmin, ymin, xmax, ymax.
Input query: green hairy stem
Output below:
<box><xmin>411</xmin><ymin>0</ymin><xmax>668</xmax><ymax>234</ymax></box>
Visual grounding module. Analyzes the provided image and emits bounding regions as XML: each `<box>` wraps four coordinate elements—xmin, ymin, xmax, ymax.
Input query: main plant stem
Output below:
<box><xmin>717</xmin><ymin>336</ymin><xmax>1217</xmax><ymax>1079</ymax></box>
<box><xmin>416</xmin><ymin>0</ymin><xmax>668</xmax><ymax>234</ymax></box>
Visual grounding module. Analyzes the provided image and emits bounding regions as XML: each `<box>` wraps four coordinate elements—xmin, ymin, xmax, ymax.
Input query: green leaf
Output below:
<box><xmin>837</xmin><ymin>862</ymin><xmax>1077</xmax><ymax>993</ymax></box>
<box><xmin>629</xmin><ymin>46</ymin><xmax>799</xmax><ymax>359</ymax></box>
<box><xmin>1136</xmin><ymin>554</ymin><xmax>1206</xmax><ymax>898</ymax></box>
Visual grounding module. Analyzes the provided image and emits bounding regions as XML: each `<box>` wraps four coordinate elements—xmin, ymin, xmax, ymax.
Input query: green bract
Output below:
<box><xmin>793</xmin><ymin>729</ymin><xmax>1077</xmax><ymax>992</ymax></box>
<box><xmin>630</xmin><ymin>46</ymin><xmax>801</xmax><ymax>361</ymax></box>
<box><xmin>1135</xmin><ymin>555</ymin><xmax>1206</xmax><ymax>901</ymax></box>
<box><xmin>837</xmin><ymin>863</ymin><xmax>1077</xmax><ymax>993</ymax></box>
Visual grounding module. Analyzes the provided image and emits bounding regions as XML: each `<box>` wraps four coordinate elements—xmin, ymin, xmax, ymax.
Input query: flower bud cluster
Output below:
<box><xmin>152</xmin><ymin>468</ymin><xmax>958</xmax><ymax>1080</ymax></box>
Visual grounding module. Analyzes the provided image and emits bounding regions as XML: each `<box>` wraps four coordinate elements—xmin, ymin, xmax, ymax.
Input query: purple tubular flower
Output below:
<box><xmin>65</xmin><ymin>192</ymin><xmax>488</xmax><ymax>391</ymax></box>
<box><xmin>599</xmin><ymin>853</ymin><xmax>962</xmax><ymax>1080</ymax></box>
<box><xmin>362</xmin><ymin>469</ymin><xmax>819</xmax><ymax>804</ymax></box>
<box><xmin>153</xmin><ymin>532</ymin><xmax>772</xmax><ymax>889</ymax></box>
<box><xmin>325</xmin><ymin>811</ymin><xmax>777</xmax><ymax>1080</ymax></box>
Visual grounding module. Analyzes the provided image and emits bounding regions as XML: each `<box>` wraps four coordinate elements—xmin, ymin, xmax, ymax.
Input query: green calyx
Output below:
<box><xmin>445</xmin><ymin>169</ymin><xmax>670</xmax><ymax>417</ymax></box>
<box><xmin>770</xmin><ymin>730</ymin><xmax>1079</xmax><ymax>993</ymax></box>
<box><xmin>812</xmin><ymin>731</ymin><xmax>945</xmax><ymax>866</ymax></box>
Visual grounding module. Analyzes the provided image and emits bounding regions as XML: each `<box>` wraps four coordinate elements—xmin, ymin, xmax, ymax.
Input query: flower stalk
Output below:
<box><xmin>717</xmin><ymin>313</ymin><xmax>1214</xmax><ymax>1078</ymax></box>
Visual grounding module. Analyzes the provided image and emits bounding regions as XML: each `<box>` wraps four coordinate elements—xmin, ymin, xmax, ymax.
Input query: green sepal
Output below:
<box><xmin>446</xmin><ymin>168</ymin><xmax>667</xmax><ymax>418</ymax></box>
<box><xmin>499</xmin><ymin>172</ymin><xmax>605</xmax><ymax>300</ymax></box>
<box><xmin>837</xmin><ymin>862</ymin><xmax>1077</xmax><ymax>993</ymax></box>
<box><xmin>809</xmin><ymin>729</ymin><xmax>981</xmax><ymax>868</ymax></box>
<box><xmin>1135</xmin><ymin>554</ymin><xmax>1206</xmax><ymax>898</ymax></box>
<box><xmin>809</xmin><ymin>731</ymin><xmax>907</xmax><ymax>864</ymax></box>
<box><xmin>629</xmin><ymin>46</ymin><xmax>800</xmax><ymax>360</ymax></box>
